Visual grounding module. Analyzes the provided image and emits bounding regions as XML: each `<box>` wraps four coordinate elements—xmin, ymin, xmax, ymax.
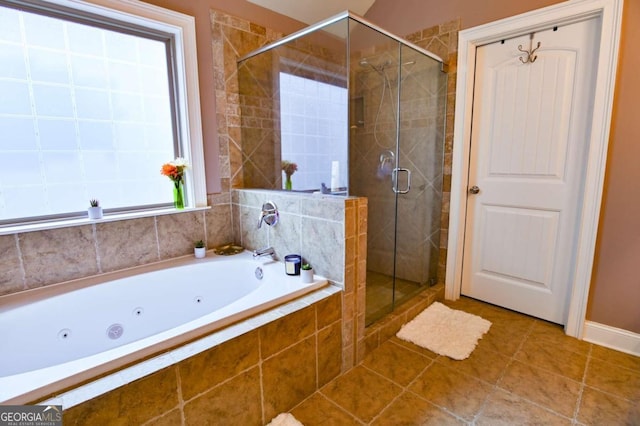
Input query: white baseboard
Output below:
<box><xmin>583</xmin><ymin>321</ymin><xmax>640</xmax><ymax>357</ymax></box>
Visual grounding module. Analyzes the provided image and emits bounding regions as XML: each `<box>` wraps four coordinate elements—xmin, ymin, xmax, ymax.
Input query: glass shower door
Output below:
<box><xmin>392</xmin><ymin>45</ymin><xmax>447</xmax><ymax>308</ymax></box>
<box><xmin>349</xmin><ymin>24</ymin><xmax>400</xmax><ymax>325</ymax></box>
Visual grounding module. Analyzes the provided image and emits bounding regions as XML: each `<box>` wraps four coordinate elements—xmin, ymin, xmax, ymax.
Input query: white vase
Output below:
<box><xmin>194</xmin><ymin>247</ymin><xmax>206</xmax><ymax>258</ymax></box>
<box><xmin>301</xmin><ymin>268</ymin><xmax>314</xmax><ymax>284</ymax></box>
<box><xmin>88</xmin><ymin>206</ymin><xmax>103</xmax><ymax>219</ymax></box>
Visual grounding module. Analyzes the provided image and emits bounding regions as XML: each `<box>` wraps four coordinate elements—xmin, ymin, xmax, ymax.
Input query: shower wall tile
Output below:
<box><xmin>406</xmin><ymin>19</ymin><xmax>460</xmax><ymax>285</ymax></box>
<box><xmin>301</xmin><ymin>197</ymin><xmax>345</xmax><ymax>222</ymax></box>
<box><xmin>0</xmin><ymin>234</ymin><xmax>24</xmax><ymax>295</ymax></box>
<box><xmin>96</xmin><ymin>217</ymin><xmax>159</xmax><ymax>273</ymax></box>
<box><xmin>238</xmin><ymin>204</ymin><xmax>268</xmax><ymax>250</ymax></box>
<box><xmin>233</xmin><ymin>188</ymin><xmax>363</xmax><ymax>372</ymax></box>
<box><xmin>270</xmin><ymin>211</ymin><xmax>302</xmax><ymax>259</ymax></box>
<box><xmin>21</xmin><ymin>225</ymin><xmax>98</xmax><ymax>289</ymax></box>
<box><xmin>208</xmin><ymin>191</ymin><xmax>231</xmax><ymax>206</ymax></box>
<box><xmin>234</xmin><ymin>189</ymin><xmax>347</xmax><ymax>284</ymax></box>
<box><xmin>205</xmin><ymin>204</ymin><xmax>234</xmax><ymax>248</ymax></box>
<box><xmin>231</xmin><ymin>201</ymin><xmax>242</xmax><ymax>246</ymax></box>
<box><xmin>263</xmin><ymin>192</ymin><xmax>301</xmax><ymax>215</ymax></box>
<box><xmin>156</xmin><ymin>210</ymin><xmax>206</xmax><ymax>259</ymax></box>
<box><xmin>301</xmin><ymin>216</ymin><xmax>344</xmax><ymax>283</ymax></box>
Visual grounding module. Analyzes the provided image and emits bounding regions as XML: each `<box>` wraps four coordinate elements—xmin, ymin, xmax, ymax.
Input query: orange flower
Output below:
<box><xmin>161</xmin><ymin>164</ymin><xmax>179</xmax><ymax>179</ymax></box>
<box><xmin>161</xmin><ymin>157</ymin><xmax>189</xmax><ymax>183</ymax></box>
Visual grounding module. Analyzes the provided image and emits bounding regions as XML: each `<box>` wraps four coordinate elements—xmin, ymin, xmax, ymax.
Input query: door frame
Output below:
<box><xmin>445</xmin><ymin>0</ymin><xmax>623</xmax><ymax>338</ymax></box>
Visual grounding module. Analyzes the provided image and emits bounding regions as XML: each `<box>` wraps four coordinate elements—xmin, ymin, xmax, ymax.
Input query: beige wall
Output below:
<box><xmin>367</xmin><ymin>0</ymin><xmax>640</xmax><ymax>334</ymax></box>
<box><xmin>588</xmin><ymin>0</ymin><xmax>640</xmax><ymax>333</ymax></box>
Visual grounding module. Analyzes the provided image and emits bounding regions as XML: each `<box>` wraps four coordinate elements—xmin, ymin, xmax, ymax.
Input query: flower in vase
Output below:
<box><xmin>282</xmin><ymin>160</ymin><xmax>298</xmax><ymax>179</ymax></box>
<box><xmin>282</xmin><ymin>160</ymin><xmax>298</xmax><ymax>190</ymax></box>
<box><xmin>161</xmin><ymin>157</ymin><xmax>189</xmax><ymax>184</ymax></box>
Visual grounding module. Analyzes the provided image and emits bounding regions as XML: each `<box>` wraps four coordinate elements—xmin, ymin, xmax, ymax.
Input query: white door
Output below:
<box><xmin>461</xmin><ymin>18</ymin><xmax>600</xmax><ymax>324</ymax></box>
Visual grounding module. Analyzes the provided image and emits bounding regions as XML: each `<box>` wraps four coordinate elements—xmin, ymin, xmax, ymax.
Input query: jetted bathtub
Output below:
<box><xmin>0</xmin><ymin>250</ymin><xmax>328</xmax><ymax>403</ymax></box>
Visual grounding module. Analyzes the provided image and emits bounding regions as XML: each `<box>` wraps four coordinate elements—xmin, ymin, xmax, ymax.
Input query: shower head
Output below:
<box><xmin>358</xmin><ymin>58</ymin><xmax>391</xmax><ymax>75</ymax></box>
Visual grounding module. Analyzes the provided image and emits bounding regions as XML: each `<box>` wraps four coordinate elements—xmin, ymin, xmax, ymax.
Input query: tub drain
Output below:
<box><xmin>58</xmin><ymin>329</ymin><xmax>72</xmax><ymax>340</ymax></box>
<box><xmin>107</xmin><ymin>324</ymin><xmax>124</xmax><ymax>340</ymax></box>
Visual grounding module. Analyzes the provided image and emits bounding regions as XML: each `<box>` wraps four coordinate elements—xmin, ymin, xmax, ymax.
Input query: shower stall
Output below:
<box><xmin>237</xmin><ymin>12</ymin><xmax>447</xmax><ymax>326</ymax></box>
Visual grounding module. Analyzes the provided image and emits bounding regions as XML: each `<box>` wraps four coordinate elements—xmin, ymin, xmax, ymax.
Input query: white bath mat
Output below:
<box><xmin>396</xmin><ymin>302</ymin><xmax>491</xmax><ymax>360</ymax></box>
<box><xmin>266</xmin><ymin>413</ymin><xmax>303</xmax><ymax>426</ymax></box>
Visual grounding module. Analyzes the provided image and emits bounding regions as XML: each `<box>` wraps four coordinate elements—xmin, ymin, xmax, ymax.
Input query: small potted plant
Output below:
<box><xmin>194</xmin><ymin>240</ymin><xmax>206</xmax><ymax>258</ymax></box>
<box><xmin>300</xmin><ymin>263</ymin><xmax>314</xmax><ymax>283</ymax></box>
<box><xmin>88</xmin><ymin>199</ymin><xmax>103</xmax><ymax>219</ymax></box>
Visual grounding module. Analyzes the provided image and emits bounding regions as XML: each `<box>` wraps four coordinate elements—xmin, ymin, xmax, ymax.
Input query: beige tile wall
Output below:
<box><xmin>0</xmin><ymin>205</ymin><xmax>233</xmax><ymax>297</ymax></box>
<box><xmin>62</xmin><ymin>293</ymin><xmax>342</xmax><ymax>425</ymax></box>
<box><xmin>210</xmin><ymin>10</ymin><xmax>283</xmax><ymax>192</ymax></box>
<box><xmin>404</xmin><ymin>20</ymin><xmax>460</xmax><ymax>283</ymax></box>
<box><xmin>232</xmin><ymin>189</ymin><xmax>366</xmax><ymax>371</ymax></box>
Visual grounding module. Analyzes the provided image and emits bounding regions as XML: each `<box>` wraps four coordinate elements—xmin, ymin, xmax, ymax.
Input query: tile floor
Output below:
<box><xmin>290</xmin><ymin>297</ymin><xmax>640</xmax><ymax>425</ymax></box>
<box><xmin>365</xmin><ymin>270</ymin><xmax>428</xmax><ymax>326</ymax></box>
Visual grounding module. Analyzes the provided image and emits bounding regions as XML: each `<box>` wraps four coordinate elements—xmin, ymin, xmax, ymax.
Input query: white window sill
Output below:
<box><xmin>0</xmin><ymin>206</ymin><xmax>211</xmax><ymax>236</ymax></box>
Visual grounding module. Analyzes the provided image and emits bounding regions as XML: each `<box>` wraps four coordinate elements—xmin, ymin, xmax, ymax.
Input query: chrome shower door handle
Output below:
<box><xmin>392</xmin><ymin>168</ymin><xmax>411</xmax><ymax>194</ymax></box>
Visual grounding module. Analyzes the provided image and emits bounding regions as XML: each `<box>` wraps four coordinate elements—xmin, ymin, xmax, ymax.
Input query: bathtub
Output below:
<box><xmin>0</xmin><ymin>251</ymin><xmax>328</xmax><ymax>403</ymax></box>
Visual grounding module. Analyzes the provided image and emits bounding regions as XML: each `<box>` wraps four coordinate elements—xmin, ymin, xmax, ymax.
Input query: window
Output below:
<box><xmin>0</xmin><ymin>0</ymin><xmax>205</xmax><ymax>226</ymax></box>
<box><xmin>279</xmin><ymin>72</ymin><xmax>348</xmax><ymax>192</ymax></box>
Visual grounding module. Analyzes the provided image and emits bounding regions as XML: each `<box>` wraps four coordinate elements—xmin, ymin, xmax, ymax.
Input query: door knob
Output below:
<box><xmin>469</xmin><ymin>185</ymin><xmax>480</xmax><ymax>194</ymax></box>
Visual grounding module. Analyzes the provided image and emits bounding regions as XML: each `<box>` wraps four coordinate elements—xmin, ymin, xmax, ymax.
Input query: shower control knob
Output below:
<box><xmin>469</xmin><ymin>185</ymin><xmax>480</xmax><ymax>194</ymax></box>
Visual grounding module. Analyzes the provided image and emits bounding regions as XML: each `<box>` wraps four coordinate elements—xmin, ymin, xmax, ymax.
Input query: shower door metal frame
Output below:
<box><xmin>238</xmin><ymin>11</ymin><xmax>447</xmax><ymax>71</ymax></box>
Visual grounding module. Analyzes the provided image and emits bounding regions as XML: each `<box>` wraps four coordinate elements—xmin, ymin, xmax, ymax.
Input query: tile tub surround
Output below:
<box><xmin>232</xmin><ymin>189</ymin><xmax>367</xmax><ymax>371</ymax></box>
<box><xmin>0</xmin><ymin>204</ymin><xmax>233</xmax><ymax>297</ymax></box>
<box><xmin>60</xmin><ymin>290</ymin><xmax>343</xmax><ymax>424</ymax></box>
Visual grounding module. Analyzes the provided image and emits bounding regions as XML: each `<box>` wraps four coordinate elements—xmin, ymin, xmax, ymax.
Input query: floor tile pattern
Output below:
<box><xmin>290</xmin><ymin>297</ymin><xmax>640</xmax><ymax>425</ymax></box>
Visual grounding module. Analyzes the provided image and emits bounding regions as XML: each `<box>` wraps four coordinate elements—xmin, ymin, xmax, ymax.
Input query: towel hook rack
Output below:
<box><xmin>518</xmin><ymin>33</ymin><xmax>541</xmax><ymax>64</ymax></box>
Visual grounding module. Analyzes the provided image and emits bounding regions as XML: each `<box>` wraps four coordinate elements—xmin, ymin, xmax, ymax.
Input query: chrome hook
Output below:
<box><xmin>518</xmin><ymin>33</ymin><xmax>541</xmax><ymax>64</ymax></box>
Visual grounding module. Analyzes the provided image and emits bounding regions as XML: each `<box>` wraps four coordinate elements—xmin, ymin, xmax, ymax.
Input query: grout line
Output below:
<box><xmin>175</xmin><ymin>366</ymin><xmax>186</xmax><ymax>426</ymax></box>
<box><xmin>490</xmin><ymin>320</ymin><xmax>585</xmax><ymax>423</ymax></box>
<box><xmin>316</xmin><ymin>389</ymin><xmax>366</xmax><ymax>425</ymax></box>
<box><xmin>141</xmin><ymin>367</ymin><xmax>184</xmax><ymax>426</ymax></box>
<box><xmin>258</xmin><ymin>331</ymin><xmax>266</xmax><ymax>426</ymax></box>
<box><xmin>153</xmin><ymin>215</ymin><xmax>161</xmax><ymax>260</ymax></box>
<box><xmin>201</xmin><ymin>209</ymin><xmax>208</xmax><ymax>248</ymax></box>
<box><xmin>361</xmin><ymin>358</ymin><xmax>434</xmax><ymax>424</ymax></box>
<box><xmin>92</xmin><ymin>223</ymin><xmax>102</xmax><ymax>274</ymax></box>
<box><xmin>314</xmin><ymin>307</ymin><xmax>319</xmax><ymax>390</ymax></box>
<box><xmin>14</xmin><ymin>233</ymin><xmax>27</xmax><ymax>291</ymax></box>
<box><xmin>572</xmin><ymin>343</ymin><xmax>593</xmax><ymax>424</ymax></box>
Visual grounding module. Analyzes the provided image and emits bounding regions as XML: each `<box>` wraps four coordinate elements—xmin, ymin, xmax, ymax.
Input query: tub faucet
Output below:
<box><xmin>253</xmin><ymin>246</ymin><xmax>275</xmax><ymax>259</ymax></box>
<box><xmin>258</xmin><ymin>201</ymin><xmax>279</xmax><ymax>228</ymax></box>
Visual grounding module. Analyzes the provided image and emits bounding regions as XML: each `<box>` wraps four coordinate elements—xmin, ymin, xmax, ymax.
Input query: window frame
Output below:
<box><xmin>0</xmin><ymin>0</ymin><xmax>206</xmax><ymax>229</ymax></box>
